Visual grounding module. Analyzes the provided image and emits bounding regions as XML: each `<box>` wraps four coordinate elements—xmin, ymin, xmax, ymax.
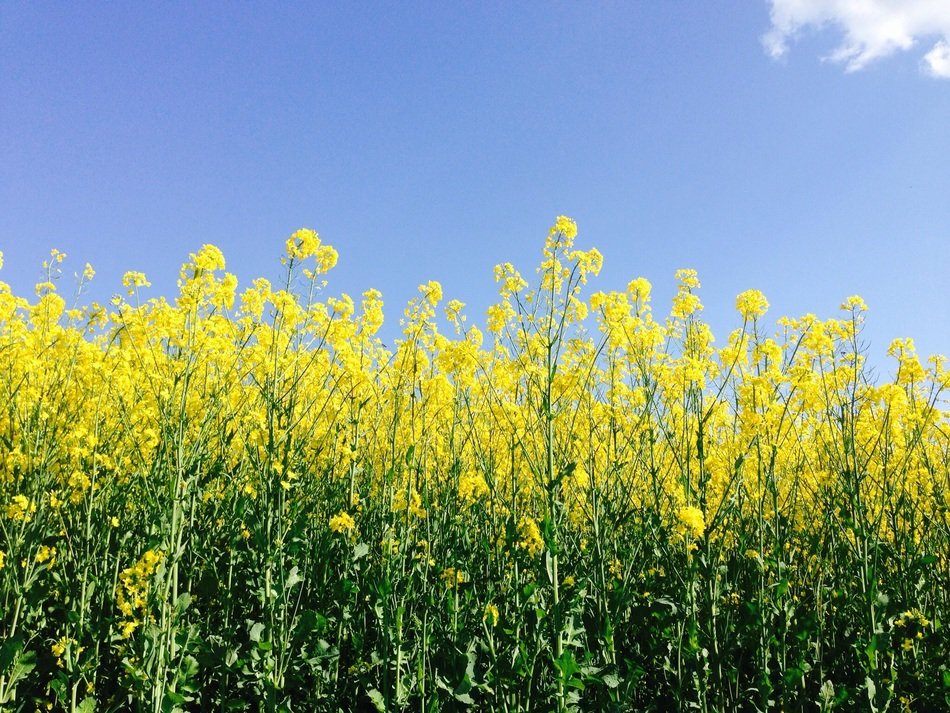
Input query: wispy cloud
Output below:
<box><xmin>763</xmin><ymin>0</ymin><xmax>950</xmax><ymax>77</ymax></box>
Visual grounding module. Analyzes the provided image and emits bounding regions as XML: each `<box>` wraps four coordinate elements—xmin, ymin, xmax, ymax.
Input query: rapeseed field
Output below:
<box><xmin>1</xmin><ymin>219</ymin><xmax>947</xmax><ymax>711</ymax></box>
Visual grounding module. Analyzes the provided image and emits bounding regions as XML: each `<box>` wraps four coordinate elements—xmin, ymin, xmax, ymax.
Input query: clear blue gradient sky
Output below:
<box><xmin>2</xmin><ymin>2</ymin><xmax>948</xmax><ymax>374</ymax></box>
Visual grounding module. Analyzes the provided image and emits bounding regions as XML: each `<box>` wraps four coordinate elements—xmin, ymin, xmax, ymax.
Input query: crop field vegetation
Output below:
<box><xmin>0</xmin><ymin>218</ymin><xmax>948</xmax><ymax>712</ymax></box>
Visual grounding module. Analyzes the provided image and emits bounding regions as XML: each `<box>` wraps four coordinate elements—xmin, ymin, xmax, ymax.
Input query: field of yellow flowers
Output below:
<box><xmin>1</xmin><ymin>218</ymin><xmax>948</xmax><ymax>712</ymax></box>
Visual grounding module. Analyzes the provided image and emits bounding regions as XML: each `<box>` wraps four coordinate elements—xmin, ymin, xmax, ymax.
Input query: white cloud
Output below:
<box><xmin>922</xmin><ymin>39</ymin><xmax>950</xmax><ymax>76</ymax></box>
<box><xmin>763</xmin><ymin>0</ymin><xmax>950</xmax><ymax>77</ymax></box>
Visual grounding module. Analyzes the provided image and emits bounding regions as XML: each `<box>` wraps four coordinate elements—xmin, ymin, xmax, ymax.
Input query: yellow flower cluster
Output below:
<box><xmin>676</xmin><ymin>506</ymin><xmax>706</xmax><ymax>541</ymax></box>
<box><xmin>458</xmin><ymin>472</ymin><xmax>490</xmax><ymax>505</ymax></box>
<box><xmin>51</xmin><ymin>636</ymin><xmax>82</xmax><ymax>668</ymax></box>
<box><xmin>116</xmin><ymin>550</ymin><xmax>164</xmax><ymax>638</ymax></box>
<box><xmin>392</xmin><ymin>488</ymin><xmax>427</xmax><ymax>519</ymax></box>
<box><xmin>122</xmin><ymin>271</ymin><xmax>151</xmax><ymax>295</ymax></box>
<box><xmin>441</xmin><ymin>567</ymin><xmax>467</xmax><ymax>589</ymax></box>
<box><xmin>35</xmin><ymin>545</ymin><xmax>57</xmax><ymax>566</ymax></box>
<box><xmin>5</xmin><ymin>494</ymin><xmax>35</xmax><ymax>522</ymax></box>
<box><xmin>735</xmin><ymin>289</ymin><xmax>769</xmax><ymax>320</ymax></box>
<box><xmin>329</xmin><ymin>510</ymin><xmax>356</xmax><ymax>534</ymax></box>
<box><xmin>285</xmin><ymin>228</ymin><xmax>338</xmax><ymax>275</ymax></box>
<box><xmin>894</xmin><ymin>608</ymin><xmax>930</xmax><ymax>629</ymax></box>
<box><xmin>516</xmin><ymin>516</ymin><xmax>544</xmax><ymax>557</ymax></box>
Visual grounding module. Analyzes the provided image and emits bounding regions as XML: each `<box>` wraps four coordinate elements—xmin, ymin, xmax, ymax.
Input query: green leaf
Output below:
<box><xmin>1</xmin><ymin>645</ymin><xmax>36</xmax><ymax>690</ymax></box>
<box><xmin>165</xmin><ymin>690</ymin><xmax>186</xmax><ymax>706</ymax></box>
<box><xmin>248</xmin><ymin>621</ymin><xmax>265</xmax><ymax>642</ymax></box>
<box><xmin>367</xmin><ymin>688</ymin><xmax>386</xmax><ymax>712</ymax></box>
<box><xmin>178</xmin><ymin>654</ymin><xmax>199</xmax><ymax>681</ymax></box>
<box><xmin>0</xmin><ymin>638</ymin><xmax>23</xmax><ymax>673</ymax></box>
<box><xmin>175</xmin><ymin>592</ymin><xmax>192</xmax><ymax>615</ymax></box>
<box><xmin>285</xmin><ymin>566</ymin><xmax>303</xmax><ymax>590</ymax></box>
<box><xmin>454</xmin><ymin>674</ymin><xmax>473</xmax><ymax>697</ymax></box>
<box><xmin>554</xmin><ymin>650</ymin><xmax>581</xmax><ymax>681</ymax></box>
<box><xmin>76</xmin><ymin>697</ymin><xmax>97</xmax><ymax>713</ymax></box>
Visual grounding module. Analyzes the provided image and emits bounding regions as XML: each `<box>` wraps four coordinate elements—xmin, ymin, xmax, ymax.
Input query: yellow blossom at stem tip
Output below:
<box><xmin>736</xmin><ymin>289</ymin><xmax>769</xmax><ymax>320</ymax></box>
<box><xmin>329</xmin><ymin>511</ymin><xmax>356</xmax><ymax>534</ymax></box>
<box><xmin>677</xmin><ymin>505</ymin><xmax>706</xmax><ymax>541</ymax></box>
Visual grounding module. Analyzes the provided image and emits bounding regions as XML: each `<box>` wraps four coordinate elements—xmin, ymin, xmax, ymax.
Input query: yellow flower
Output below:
<box><xmin>486</xmin><ymin>302</ymin><xmax>512</xmax><ymax>333</ymax></box>
<box><xmin>35</xmin><ymin>545</ymin><xmax>57</xmax><ymax>565</ymax></box>
<box><xmin>569</xmin><ymin>247</ymin><xmax>603</xmax><ymax>283</ymax></box>
<box><xmin>483</xmin><ymin>603</ymin><xmax>500</xmax><ymax>627</ymax></box>
<box><xmin>546</xmin><ymin>215</ymin><xmax>578</xmax><ymax>251</ymax></box>
<box><xmin>6</xmin><ymin>495</ymin><xmax>35</xmax><ymax>522</ymax></box>
<box><xmin>516</xmin><ymin>516</ymin><xmax>544</xmax><ymax>557</ymax></box>
<box><xmin>458</xmin><ymin>472</ymin><xmax>490</xmax><ymax>505</ymax></box>
<box><xmin>122</xmin><ymin>271</ymin><xmax>151</xmax><ymax>295</ymax></box>
<box><xmin>672</xmin><ymin>292</ymin><xmax>702</xmax><ymax>319</ymax></box>
<box><xmin>735</xmin><ymin>289</ymin><xmax>769</xmax><ymax>320</ymax></box>
<box><xmin>627</xmin><ymin>277</ymin><xmax>652</xmax><ymax>303</ymax></box>
<box><xmin>675</xmin><ymin>268</ymin><xmax>700</xmax><ymax>289</ymax></box>
<box><xmin>493</xmin><ymin>262</ymin><xmax>528</xmax><ymax>297</ymax></box>
<box><xmin>329</xmin><ymin>511</ymin><xmax>356</xmax><ymax>534</ymax></box>
<box><xmin>285</xmin><ymin>228</ymin><xmax>321</xmax><ymax>260</ymax></box>
<box><xmin>114</xmin><ymin>549</ymin><xmax>164</xmax><ymax>638</ymax></box>
<box><xmin>420</xmin><ymin>280</ymin><xmax>442</xmax><ymax>305</ymax></box>
<box><xmin>51</xmin><ymin>636</ymin><xmax>81</xmax><ymax>666</ymax></box>
<box><xmin>441</xmin><ymin>567</ymin><xmax>466</xmax><ymax>589</ymax></box>
<box><xmin>0</xmin><ymin>550</ymin><xmax>5</xmax><ymax>570</ymax></box>
<box><xmin>840</xmin><ymin>295</ymin><xmax>867</xmax><ymax>312</ymax></box>
<box><xmin>609</xmin><ymin>558</ymin><xmax>623</xmax><ymax>580</ymax></box>
<box><xmin>392</xmin><ymin>489</ymin><xmax>427</xmax><ymax>519</ymax></box>
<box><xmin>676</xmin><ymin>505</ymin><xmax>706</xmax><ymax>540</ymax></box>
<box><xmin>315</xmin><ymin>245</ymin><xmax>339</xmax><ymax>274</ymax></box>
<box><xmin>191</xmin><ymin>244</ymin><xmax>225</xmax><ymax>271</ymax></box>
<box><xmin>360</xmin><ymin>289</ymin><xmax>384</xmax><ymax>335</ymax></box>
<box><xmin>51</xmin><ymin>636</ymin><xmax>69</xmax><ymax>659</ymax></box>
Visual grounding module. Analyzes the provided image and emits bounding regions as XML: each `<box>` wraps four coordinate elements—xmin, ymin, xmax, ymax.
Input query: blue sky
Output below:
<box><xmin>2</xmin><ymin>2</ymin><xmax>948</xmax><ymax>373</ymax></box>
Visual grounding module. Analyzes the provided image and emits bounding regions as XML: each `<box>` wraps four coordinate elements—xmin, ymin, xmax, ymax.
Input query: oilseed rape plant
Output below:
<box><xmin>0</xmin><ymin>219</ymin><xmax>949</xmax><ymax>712</ymax></box>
